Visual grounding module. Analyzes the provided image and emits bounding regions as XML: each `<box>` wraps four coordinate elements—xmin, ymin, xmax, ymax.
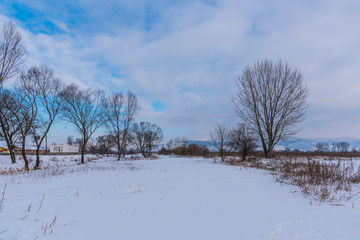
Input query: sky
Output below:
<box><xmin>0</xmin><ymin>0</ymin><xmax>360</xmax><ymax>143</ymax></box>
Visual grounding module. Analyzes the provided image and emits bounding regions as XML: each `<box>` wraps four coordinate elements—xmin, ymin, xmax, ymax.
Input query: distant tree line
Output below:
<box><xmin>0</xmin><ymin>22</ymin><xmax>163</xmax><ymax>170</ymax></box>
<box><xmin>159</xmin><ymin>138</ymin><xmax>210</xmax><ymax>157</ymax></box>
<box><xmin>315</xmin><ymin>141</ymin><xmax>354</xmax><ymax>152</ymax></box>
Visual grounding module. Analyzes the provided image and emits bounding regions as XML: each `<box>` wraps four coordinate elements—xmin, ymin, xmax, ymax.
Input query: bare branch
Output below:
<box><xmin>0</xmin><ymin>21</ymin><xmax>26</xmax><ymax>86</ymax></box>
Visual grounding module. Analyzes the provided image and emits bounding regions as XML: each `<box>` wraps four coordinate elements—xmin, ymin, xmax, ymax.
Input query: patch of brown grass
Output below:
<box><xmin>224</xmin><ymin>156</ymin><xmax>360</xmax><ymax>202</ymax></box>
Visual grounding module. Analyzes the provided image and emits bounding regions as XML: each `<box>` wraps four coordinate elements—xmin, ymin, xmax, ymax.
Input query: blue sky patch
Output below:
<box><xmin>151</xmin><ymin>101</ymin><xmax>165</xmax><ymax>112</ymax></box>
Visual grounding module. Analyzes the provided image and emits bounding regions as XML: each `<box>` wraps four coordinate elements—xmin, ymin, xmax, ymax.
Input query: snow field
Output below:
<box><xmin>0</xmin><ymin>155</ymin><xmax>360</xmax><ymax>239</ymax></box>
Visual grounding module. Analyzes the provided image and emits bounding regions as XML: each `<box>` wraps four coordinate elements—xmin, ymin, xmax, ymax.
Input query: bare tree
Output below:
<box><xmin>338</xmin><ymin>142</ymin><xmax>350</xmax><ymax>153</ymax></box>
<box><xmin>0</xmin><ymin>21</ymin><xmax>26</xmax><ymax>164</ymax></box>
<box><xmin>232</xmin><ymin>59</ymin><xmax>309</xmax><ymax>158</ymax></box>
<box><xmin>27</xmin><ymin>66</ymin><xmax>62</xmax><ymax>170</ymax></box>
<box><xmin>4</xmin><ymin>73</ymin><xmax>39</xmax><ymax>170</ymax></box>
<box><xmin>210</xmin><ymin>123</ymin><xmax>229</xmax><ymax>162</ymax></box>
<box><xmin>0</xmin><ymin>89</ymin><xmax>20</xmax><ymax>163</ymax></box>
<box><xmin>227</xmin><ymin>123</ymin><xmax>257</xmax><ymax>161</ymax></box>
<box><xmin>165</xmin><ymin>139</ymin><xmax>174</xmax><ymax>151</ymax></box>
<box><xmin>332</xmin><ymin>142</ymin><xmax>338</xmax><ymax>152</ymax></box>
<box><xmin>103</xmin><ymin>92</ymin><xmax>140</xmax><ymax>160</ymax></box>
<box><xmin>93</xmin><ymin>134</ymin><xmax>115</xmax><ymax>156</ymax></box>
<box><xmin>173</xmin><ymin>137</ymin><xmax>187</xmax><ymax>149</ymax></box>
<box><xmin>131</xmin><ymin>121</ymin><xmax>163</xmax><ymax>158</ymax></box>
<box><xmin>67</xmin><ymin>136</ymin><xmax>74</xmax><ymax>145</ymax></box>
<box><xmin>0</xmin><ymin>21</ymin><xmax>26</xmax><ymax>86</ymax></box>
<box><xmin>59</xmin><ymin>84</ymin><xmax>105</xmax><ymax>164</ymax></box>
<box><xmin>315</xmin><ymin>142</ymin><xmax>329</xmax><ymax>152</ymax></box>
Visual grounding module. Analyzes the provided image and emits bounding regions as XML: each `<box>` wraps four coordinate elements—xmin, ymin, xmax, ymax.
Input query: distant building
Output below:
<box><xmin>50</xmin><ymin>144</ymin><xmax>79</xmax><ymax>153</ymax></box>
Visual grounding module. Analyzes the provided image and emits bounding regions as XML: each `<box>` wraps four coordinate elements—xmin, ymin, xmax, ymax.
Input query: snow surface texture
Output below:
<box><xmin>0</xmin><ymin>155</ymin><xmax>360</xmax><ymax>240</ymax></box>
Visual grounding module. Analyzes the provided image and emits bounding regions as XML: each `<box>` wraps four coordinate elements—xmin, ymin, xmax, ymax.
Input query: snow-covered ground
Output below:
<box><xmin>1</xmin><ymin>155</ymin><xmax>360</xmax><ymax>239</ymax></box>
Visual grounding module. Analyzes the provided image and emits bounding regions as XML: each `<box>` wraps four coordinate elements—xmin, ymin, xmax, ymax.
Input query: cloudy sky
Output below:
<box><xmin>1</xmin><ymin>0</ymin><xmax>360</xmax><ymax>142</ymax></box>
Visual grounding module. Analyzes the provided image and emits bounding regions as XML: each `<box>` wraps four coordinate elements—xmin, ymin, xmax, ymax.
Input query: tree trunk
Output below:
<box><xmin>264</xmin><ymin>149</ymin><xmax>270</xmax><ymax>158</ymax></box>
<box><xmin>0</xmin><ymin>120</ymin><xmax>16</xmax><ymax>164</ymax></box>
<box><xmin>220</xmin><ymin>148</ymin><xmax>224</xmax><ymax>162</ymax></box>
<box><xmin>81</xmin><ymin>145</ymin><xmax>85</xmax><ymax>164</ymax></box>
<box><xmin>81</xmin><ymin>151</ymin><xmax>85</xmax><ymax>164</ymax></box>
<box><xmin>9</xmin><ymin>148</ymin><xmax>16</xmax><ymax>164</ymax></box>
<box><xmin>242</xmin><ymin>150</ymin><xmax>247</xmax><ymax>161</ymax></box>
<box><xmin>21</xmin><ymin>142</ymin><xmax>29</xmax><ymax>171</ymax></box>
<box><xmin>34</xmin><ymin>148</ymin><xmax>40</xmax><ymax>170</ymax></box>
<box><xmin>117</xmin><ymin>147</ymin><xmax>121</xmax><ymax>161</ymax></box>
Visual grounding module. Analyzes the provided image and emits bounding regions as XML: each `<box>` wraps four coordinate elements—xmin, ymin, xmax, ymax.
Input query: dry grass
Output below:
<box><xmin>0</xmin><ymin>160</ymin><xmax>143</xmax><ymax>183</ymax></box>
<box><xmin>0</xmin><ymin>183</ymin><xmax>6</xmax><ymax>213</ymax></box>
<box><xmin>225</xmin><ymin>155</ymin><xmax>360</xmax><ymax>202</ymax></box>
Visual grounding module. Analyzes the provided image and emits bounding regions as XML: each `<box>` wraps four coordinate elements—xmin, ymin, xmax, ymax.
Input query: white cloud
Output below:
<box><xmin>1</xmin><ymin>0</ymin><xmax>360</xmax><ymax>141</ymax></box>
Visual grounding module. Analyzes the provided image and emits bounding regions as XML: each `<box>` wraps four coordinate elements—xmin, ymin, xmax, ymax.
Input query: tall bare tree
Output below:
<box><xmin>0</xmin><ymin>89</ymin><xmax>20</xmax><ymax>163</ymax></box>
<box><xmin>232</xmin><ymin>59</ymin><xmax>309</xmax><ymax>158</ymax></box>
<box><xmin>210</xmin><ymin>123</ymin><xmax>228</xmax><ymax>162</ymax></box>
<box><xmin>0</xmin><ymin>21</ymin><xmax>26</xmax><ymax>86</ymax></box>
<box><xmin>4</xmin><ymin>73</ymin><xmax>39</xmax><ymax>170</ymax></box>
<box><xmin>59</xmin><ymin>84</ymin><xmax>105</xmax><ymax>164</ymax></box>
<box><xmin>227</xmin><ymin>123</ymin><xmax>257</xmax><ymax>161</ymax></box>
<box><xmin>103</xmin><ymin>92</ymin><xmax>139</xmax><ymax>160</ymax></box>
<box><xmin>132</xmin><ymin>121</ymin><xmax>163</xmax><ymax>158</ymax></box>
<box><xmin>0</xmin><ymin>21</ymin><xmax>26</xmax><ymax>164</ymax></box>
<box><xmin>27</xmin><ymin>66</ymin><xmax>62</xmax><ymax>169</ymax></box>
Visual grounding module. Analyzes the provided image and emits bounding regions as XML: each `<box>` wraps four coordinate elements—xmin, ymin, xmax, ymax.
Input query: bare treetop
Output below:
<box><xmin>60</xmin><ymin>84</ymin><xmax>105</xmax><ymax>137</ymax></box>
<box><xmin>232</xmin><ymin>59</ymin><xmax>309</xmax><ymax>157</ymax></box>
<box><xmin>0</xmin><ymin>21</ymin><xmax>26</xmax><ymax>85</ymax></box>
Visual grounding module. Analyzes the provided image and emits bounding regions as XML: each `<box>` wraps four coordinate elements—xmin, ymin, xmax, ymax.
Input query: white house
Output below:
<box><xmin>50</xmin><ymin>144</ymin><xmax>79</xmax><ymax>153</ymax></box>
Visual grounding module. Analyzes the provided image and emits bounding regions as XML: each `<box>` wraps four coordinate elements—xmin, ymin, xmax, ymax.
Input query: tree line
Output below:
<box><xmin>159</xmin><ymin>138</ymin><xmax>210</xmax><ymax>157</ymax></box>
<box><xmin>0</xmin><ymin>21</ymin><xmax>163</xmax><ymax>170</ymax></box>
<box><xmin>315</xmin><ymin>141</ymin><xmax>354</xmax><ymax>153</ymax></box>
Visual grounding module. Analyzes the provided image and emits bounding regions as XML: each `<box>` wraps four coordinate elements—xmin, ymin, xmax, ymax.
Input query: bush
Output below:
<box><xmin>159</xmin><ymin>144</ymin><xmax>210</xmax><ymax>157</ymax></box>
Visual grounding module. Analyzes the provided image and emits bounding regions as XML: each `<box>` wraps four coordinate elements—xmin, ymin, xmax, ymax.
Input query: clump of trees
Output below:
<box><xmin>210</xmin><ymin>123</ymin><xmax>257</xmax><ymax>161</ymax></box>
<box><xmin>316</xmin><ymin>141</ymin><xmax>351</xmax><ymax>152</ymax></box>
<box><xmin>227</xmin><ymin>123</ymin><xmax>257</xmax><ymax>161</ymax></box>
<box><xmin>132</xmin><ymin>121</ymin><xmax>163</xmax><ymax>158</ymax></box>
<box><xmin>315</xmin><ymin>142</ymin><xmax>330</xmax><ymax>152</ymax></box>
<box><xmin>88</xmin><ymin>134</ymin><xmax>115</xmax><ymax>156</ymax></box>
<box><xmin>0</xmin><ymin>21</ymin><xmax>164</xmax><ymax>170</ymax></box>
